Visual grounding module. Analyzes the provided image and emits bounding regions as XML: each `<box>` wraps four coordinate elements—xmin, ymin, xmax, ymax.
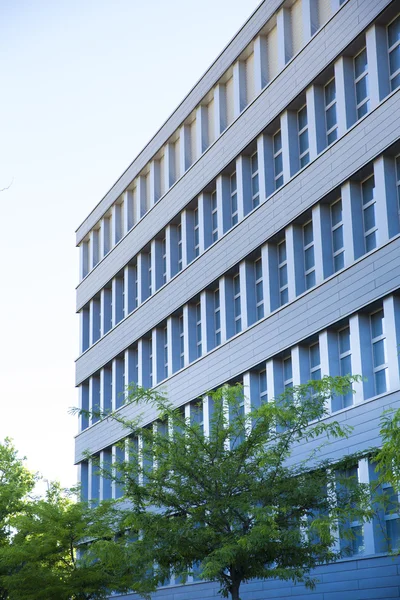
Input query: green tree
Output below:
<box><xmin>86</xmin><ymin>376</ymin><xmax>373</xmax><ymax>600</ymax></box>
<box><xmin>375</xmin><ymin>408</ymin><xmax>400</xmax><ymax>490</ymax></box>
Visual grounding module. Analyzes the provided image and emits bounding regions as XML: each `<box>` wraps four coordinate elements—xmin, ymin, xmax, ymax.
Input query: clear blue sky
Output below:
<box><xmin>0</xmin><ymin>0</ymin><xmax>261</xmax><ymax>487</ymax></box>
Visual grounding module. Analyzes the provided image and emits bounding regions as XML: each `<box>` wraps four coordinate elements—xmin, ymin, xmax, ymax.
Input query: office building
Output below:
<box><xmin>75</xmin><ymin>0</ymin><xmax>400</xmax><ymax>596</ymax></box>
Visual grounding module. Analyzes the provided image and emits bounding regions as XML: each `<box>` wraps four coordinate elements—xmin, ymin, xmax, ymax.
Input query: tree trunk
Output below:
<box><xmin>230</xmin><ymin>579</ymin><xmax>241</xmax><ymax>600</ymax></box>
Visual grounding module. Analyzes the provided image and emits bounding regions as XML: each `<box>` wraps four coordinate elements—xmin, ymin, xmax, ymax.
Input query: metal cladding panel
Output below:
<box><xmin>75</xmin><ymin>237</ymin><xmax>400</xmax><ymax>460</ymax></box>
<box><xmin>75</xmin><ymin>0</ymin><xmax>391</xmax><ymax>245</ymax></box>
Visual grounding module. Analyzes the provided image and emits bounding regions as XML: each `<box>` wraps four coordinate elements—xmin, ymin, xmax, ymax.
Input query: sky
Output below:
<box><xmin>0</xmin><ymin>0</ymin><xmax>261</xmax><ymax>487</ymax></box>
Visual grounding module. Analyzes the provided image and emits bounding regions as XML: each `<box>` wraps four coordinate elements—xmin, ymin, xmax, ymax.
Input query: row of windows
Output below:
<box><xmin>79</xmin><ymin>6</ymin><xmax>400</xmax><ymax>280</ymax></box>
<box><xmin>79</xmin><ymin>293</ymin><xmax>399</xmax><ymax>433</ymax></box>
<box><xmin>80</xmin><ymin>149</ymin><xmax>400</xmax><ymax>353</ymax></box>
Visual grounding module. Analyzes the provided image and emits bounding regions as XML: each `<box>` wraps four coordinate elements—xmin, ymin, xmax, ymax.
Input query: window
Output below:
<box><xmin>338</xmin><ymin>326</ymin><xmax>352</xmax><ymax>408</ymax></box>
<box><xmin>298</xmin><ymin>105</ymin><xmax>310</xmax><ymax>168</ymax></box>
<box><xmin>273</xmin><ymin>130</ymin><xmax>283</xmax><ymax>189</ymax></box>
<box><xmin>196</xmin><ymin>301</ymin><xmax>202</xmax><ymax>358</ymax></box>
<box><xmin>230</xmin><ymin>172</ymin><xmax>238</xmax><ymax>227</ymax></box>
<box><xmin>177</xmin><ymin>222</ymin><xmax>183</xmax><ymax>272</ymax></box>
<box><xmin>388</xmin><ymin>14</ymin><xmax>400</xmax><ymax>91</ymax></box>
<box><xmin>251</xmin><ymin>151</ymin><xmax>260</xmax><ymax>208</ymax></box>
<box><xmin>259</xmin><ymin>369</ymin><xmax>268</xmax><ymax>404</ymax></box>
<box><xmin>324</xmin><ymin>78</ymin><xmax>338</xmax><ymax>145</ymax></box>
<box><xmin>194</xmin><ymin>207</ymin><xmax>200</xmax><ymax>258</ymax></box>
<box><xmin>148</xmin><ymin>251</ymin><xmax>152</xmax><ymax>297</ymax></box>
<box><xmin>339</xmin><ymin>465</ymin><xmax>365</xmax><ymax>556</ymax></box>
<box><xmin>331</xmin><ymin>199</ymin><xmax>344</xmax><ymax>272</ymax></box>
<box><xmin>233</xmin><ymin>274</ymin><xmax>241</xmax><ymax>334</ymax></box>
<box><xmin>303</xmin><ymin>220</ymin><xmax>315</xmax><ymax>289</ymax></box>
<box><xmin>309</xmin><ymin>343</ymin><xmax>321</xmax><ymax>382</ymax></box>
<box><xmin>361</xmin><ymin>175</ymin><xmax>377</xmax><ymax>252</ymax></box>
<box><xmin>179</xmin><ymin>314</ymin><xmax>184</xmax><ymax>369</ymax></box>
<box><xmin>214</xmin><ymin>289</ymin><xmax>221</xmax><ymax>347</ymax></box>
<box><xmin>149</xmin><ymin>339</ymin><xmax>153</xmax><ymax>387</ymax></box>
<box><xmin>383</xmin><ymin>483</ymin><xmax>400</xmax><ymax>550</ymax></box>
<box><xmin>283</xmin><ymin>355</ymin><xmax>293</xmax><ymax>390</ymax></box>
<box><xmin>278</xmin><ymin>240</ymin><xmax>288</xmax><ymax>306</ymax></box>
<box><xmin>163</xmin><ymin>326</ymin><xmax>168</xmax><ymax>379</ymax></box>
<box><xmin>211</xmin><ymin>190</ymin><xmax>218</xmax><ymax>242</ymax></box>
<box><xmin>370</xmin><ymin>309</ymin><xmax>387</xmax><ymax>395</ymax></box>
<box><xmin>134</xmin><ymin>264</ymin><xmax>138</xmax><ymax>309</ymax></box>
<box><xmin>190</xmin><ymin>400</ymin><xmax>204</xmax><ymax>435</ymax></box>
<box><xmin>354</xmin><ymin>48</ymin><xmax>370</xmax><ymax>119</ymax></box>
<box><xmin>255</xmin><ymin>258</ymin><xmax>264</xmax><ymax>320</ymax></box>
<box><xmin>162</xmin><ymin>236</ymin><xmax>167</xmax><ymax>284</ymax></box>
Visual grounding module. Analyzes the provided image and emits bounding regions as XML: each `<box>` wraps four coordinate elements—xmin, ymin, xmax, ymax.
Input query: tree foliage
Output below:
<box><xmin>86</xmin><ymin>375</ymin><xmax>372</xmax><ymax>600</ymax></box>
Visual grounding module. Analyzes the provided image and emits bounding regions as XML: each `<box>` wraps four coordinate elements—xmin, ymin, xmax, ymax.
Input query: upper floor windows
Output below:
<box><xmin>162</xmin><ymin>236</ymin><xmax>167</xmax><ymax>285</ymax></box>
<box><xmin>179</xmin><ymin>314</ymin><xmax>185</xmax><ymax>369</ymax></box>
<box><xmin>214</xmin><ymin>288</ymin><xmax>221</xmax><ymax>347</ymax></box>
<box><xmin>177</xmin><ymin>222</ymin><xmax>183</xmax><ymax>272</ymax></box>
<box><xmin>388</xmin><ymin>14</ymin><xmax>400</xmax><ymax>91</ymax></box>
<box><xmin>303</xmin><ymin>220</ymin><xmax>315</xmax><ymax>290</ymax></box>
<box><xmin>233</xmin><ymin>274</ymin><xmax>241</xmax><ymax>335</ymax></box>
<box><xmin>337</xmin><ymin>326</ymin><xmax>352</xmax><ymax>410</ymax></box>
<box><xmin>324</xmin><ymin>78</ymin><xmax>338</xmax><ymax>145</ymax></box>
<box><xmin>354</xmin><ymin>48</ymin><xmax>370</xmax><ymax>119</ymax></box>
<box><xmin>211</xmin><ymin>190</ymin><xmax>218</xmax><ymax>243</ymax></box>
<box><xmin>194</xmin><ymin>207</ymin><xmax>200</xmax><ymax>258</ymax></box>
<box><xmin>278</xmin><ymin>240</ymin><xmax>288</xmax><ymax>306</ymax></box>
<box><xmin>273</xmin><ymin>130</ymin><xmax>283</xmax><ymax>190</ymax></box>
<box><xmin>361</xmin><ymin>175</ymin><xmax>377</xmax><ymax>252</ymax></box>
<box><xmin>283</xmin><ymin>355</ymin><xmax>293</xmax><ymax>390</ymax></box>
<box><xmin>298</xmin><ymin>105</ymin><xmax>310</xmax><ymax>168</ymax></box>
<box><xmin>396</xmin><ymin>155</ymin><xmax>400</xmax><ymax>213</ymax></box>
<box><xmin>255</xmin><ymin>258</ymin><xmax>264</xmax><ymax>321</ymax></box>
<box><xmin>196</xmin><ymin>301</ymin><xmax>202</xmax><ymax>359</ymax></box>
<box><xmin>331</xmin><ymin>198</ymin><xmax>344</xmax><ymax>272</ymax></box>
<box><xmin>251</xmin><ymin>152</ymin><xmax>260</xmax><ymax>208</ymax></box>
<box><xmin>309</xmin><ymin>343</ymin><xmax>321</xmax><ymax>382</ymax></box>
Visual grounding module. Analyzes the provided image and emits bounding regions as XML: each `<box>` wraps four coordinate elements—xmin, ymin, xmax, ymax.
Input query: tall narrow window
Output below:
<box><xmin>179</xmin><ymin>314</ymin><xmax>184</xmax><ymax>369</ymax></box>
<box><xmin>194</xmin><ymin>207</ymin><xmax>200</xmax><ymax>258</ymax></box>
<box><xmin>163</xmin><ymin>326</ymin><xmax>168</xmax><ymax>379</ymax></box>
<box><xmin>383</xmin><ymin>483</ymin><xmax>400</xmax><ymax>550</ymax></box>
<box><xmin>303</xmin><ymin>220</ymin><xmax>315</xmax><ymax>289</ymax></box>
<box><xmin>339</xmin><ymin>466</ymin><xmax>365</xmax><ymax>555</ymax></box>
<box><xmin>331</xmin><ymin>199</ymin><xmax>344</xmax><ymax>272</ymax></box>
<box><xmin>273</xmin><ymin>130</ymin><xmax>283</xmax><ymax>190</ymax></box>
<box><xmin>361</xmin><ymin>175</ymin><xmax>377</xmax><ymax>252</ymax></box>
<box><xmin>134</xmin><ymin>264</ymin><xmax>138</xmax><ymax>309</ymax></box>
<box><xmin>259</xmin><ymin>369</ymin><xmax>268</xmax><ymax>404</ymax></box>
<box><xmin>354</xmin><ymin>48</ymin><xmax>370</xmax><ymax>119</ymax></box>
<box><xmin>233</xmin><ymin>274</ymin><xmax>241</xmax><ymax>334</ymax></box>
<box><xmin>388</xmin><ymin>14</ymin><xmax>400</xmax><ymax>91</ymax></box>
<box><xmin>149</xmin><ymin>339</ymin><xmax>153</xmax><ymax>388</ymax></box>
<box><xmin>324</xmin><ymin>78</ymin><xmax>338</xmax><ymax>145</ymax></box>
<box><xmin>230</xmin><ymin>172</ymin><xmax>238</xmax><ymax>226</ymax></box>
<box><xmin>251</xmin><ymin>151</ymin><xmax>260</xmax><ymax>208</ymax></box>
<box><xmin>177</xmin><ymin>222</ymin><xmax>183</xmax><ymax>272</ymax></box>
<box><xmin>196</xmin><ymin>301</ymin><xmax>202</xmax><ymax>358</ymax></box>
<box><xmin>298</xmin><ymin>105</ymin><xmax>310</xmax><ymax>168</ymax></box>
<box><xmin>338</xmin><ymin>326</ymin><xmax>352</xmax><ymax>408</ymax></box>
<box><xmin>214</xmin><ymin>289</ymin><xmax>221</xmax><ymax>347</ymax></box>
<box><xmin>162</xmin><ymin>236</ymin><xmax>167</xmax><ymax>284</ymax></box>
<box><xmin>255</xmin><ymin>258</ymin><xmax>264</xmax><ymax>320</ymax></box>
<box><xmin>370</xmin><ymin>309</ymin><xmax>387</xmax><ymax>395</ymax></box>
<box><xmin>211</xmin><ymin>190</ymin><xmax>218</xmax><ymax>242</ymax></box>
<box><xmin>148</xmin><ymin>251</ymin><xmax>152</xmax><ymax>297</ymax></box>
<box><xmin>278</xmin><ymin>240</ymin><xmax>288</xmax><ymax>306</ymax></box>
<box><xmin>309</xmin><ymin>343</ymin><xmax>321</xmax><ymax>382</ymax></box>
<box><xmin>283</xmin><ymin>355</ymin><xmax>293</xmax><ymax>390</ymax></box>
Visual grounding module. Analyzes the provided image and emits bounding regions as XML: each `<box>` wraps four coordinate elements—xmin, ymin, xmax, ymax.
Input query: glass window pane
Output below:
<box><xmin>331</xmin><ymin>200</ymin><xmax>342</xmax><ymax>226</ymax></box>
<box><xmin>327</xmin><ymin>129</ymin><xmax>338</xmax><ymax>145</ymax></box>
<box><xmin>339</xmin><ymin>328</ymin><xmax>350</xmax><ymax>353</ymax></box>
<box><xmin>274</xmin><ymin>131</ymin><xmax>282</xmax><ymax>152</ymax></box>
<box><xmin>354</xmin><ymin>49</ymin><xmax>367</xmax><ymax>77</ymax></box>
<box><xmin>371</xmin><ymin>310</ymin><xmax>383</xmax><ymax>337</ymax></box>
<box><xmin>280</xmin><ymin>264</ymin><xmax>288</xmax><ymax>287</ymax></box>
<box><xmin>362</xmin><ymin>177</ymin><xmax>375</xmax><ymax>204</ymax></box>
<box><xmin>388</xmin><ymin>15</ymin><xmax>400</xmax><ymax>48</ymax></box>
<box><xmin>389</xmin><ymin>44</ymin><xmax>400</xmax><ymax>75</ymax></box>
<box><xmin>333</xmin><ymin>225</ymin><xmax>344</xmax><ymax>252</ymax></box>
<box><xmin>305</xmin><ymin>246</ymin><xmax>315</xmax><ymax>270</ymax></box>
<box><xmin>251</xmin><ymin>153</ymin><xmax>258</xmax><ymax>173</ymax></box>
<box><xmin>334</xmin><ymin>251</ymin><xmax>345</xmax><ymax>272</ymax></box>
<box><xmin>280</xmin><ymin>288</ymin><xmax>289</xmax><ymax>305</ymax></box>
<box><xmin>391</xmin><ymin>72</ymin><xmax>400</xmax><ymax>91</ymax></box>
<box><xmin>310</xmin><ymin>344</ymin><xmax>320</xmax><ymax>367</ymax></box>
<box><xmin>356</xmin><ymin>76</ymin><xmax>368</xmax><ymax>105</ymax></box>
<box><xmin>276</xmin><ymin>175</ymin><xmax>283</xmax><ymax>189</ymax></box>
<box><xmin>299</xmin><ymin>130</ymin><xmax>309</xmax><ymax>154</ymax></box>
<box><xmin>256</xmin><ymin>283</ymin><xmax>263</xmax><ymax>303</ymax></box>
<box><xmin>325</xmin><ymin>79</ymin><xmax>336</xmax><ymax>104</ymax></box>
<box><xmin>386</xmin><ymin>518</ymin><xmax>400</xmax><ymax>550</ymax></box>
<box><xmin>278</xmin><ymin>242</ymin><xmax>287</xmax><ymax>262</ymax></box>
<box><xmin>298</xmin><ymin>106</ymin><xmax>307</xmax><ymax>129</ymax></box>
<box><xmin>351</xmin><ymin>525</ymin><xmax>365</xmax><ymax>555</ymax></box>
<box><xmin>300</xmin><ymin>153</ymin><xmax>310</xmax><ymax>168</ymax></box>
<box><xmin>340</xmin><ymin>354</ymin><xmax>352</xmax><ymax>376</ymax></box>
<box><xmin>275</xmin><ymin>153</ymin><xmax>283</xmax><ymax>175</ymax></box>
<box><xmin>375</xmin><ymin>369</ymin><xmax>387</xmax><ymax>395</ymax></box>
<box><xmin>373</xmin><ymin>339</ymin><xmax>385</xmax><ymax>367</ymax></box>
<box><xmin>363</xmin><ymin>203</ymin><xmax>376</xmax><ymax>232</ymax></box>
<box><xmin>284</xmin><ymin>359</ymin><xmax>292</xmax><ymax>380</ymax></box>
<box><xmin>306</xmin><ymin>270</ymin><xmax>316</xmax><ymax>289</ymax></box>
<box><xmin>230</xmin><ymin>172</ymin><xmax>237</xmax><ymax>191</ymax></box>
<box><xmin>365</xmin><ymin>231</ymin><xmax>377</xmax><ymax>252</ymax></box>
<box><xmin>303</xmin><ymin>221</ymin><xmax>313</xmax><ymax>245</ymax></box>
<box><xmin>357</xmin><ymin>100</ymin><xmax>370</xmax><ymax>119</ymax></box>
<box><xmin>252</xmin><ymin>174</ymin><xmax>259</xmax><ymax>195</ymax></box>
<box><xmin>326</xmin><ymin>103</ymin><xmax>337</xmax><ymax>131</ymax></box>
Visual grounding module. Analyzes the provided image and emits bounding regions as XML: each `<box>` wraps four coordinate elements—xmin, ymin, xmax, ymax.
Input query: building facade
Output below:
<box><xmin>75</xmin><ymin>0</ymin><xmax>400</xmax><ymax>597</ymax></box>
